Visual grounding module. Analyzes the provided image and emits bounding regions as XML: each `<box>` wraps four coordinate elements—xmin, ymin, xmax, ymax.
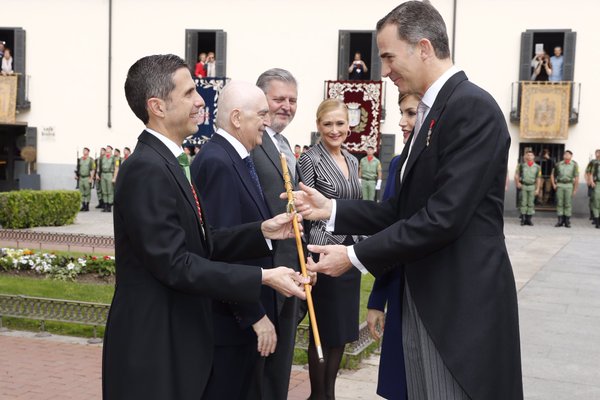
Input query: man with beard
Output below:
<box><xmin>251</xmin><ymin>68</ymin><xmax>303</xmax><ymax>399</ymax></box>
<box><xmin>294</xmin><ymin>2</ymin><xmax>523</xmax><ymax>399</ymax></box>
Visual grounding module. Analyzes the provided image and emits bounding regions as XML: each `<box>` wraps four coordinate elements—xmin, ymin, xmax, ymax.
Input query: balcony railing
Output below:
<box><xmin>510</xmin><ymin>81</ymin><xmax>580</xmax><ymax>124</ymax></box>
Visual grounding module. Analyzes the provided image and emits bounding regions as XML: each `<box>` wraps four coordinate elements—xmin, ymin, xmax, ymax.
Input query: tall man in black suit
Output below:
<box><xmin>102</xmin><ymin>54</ymin><xmax>307</xmax><ymax>400</ymax></box>
<box><xmin>192</xmin><ymin>81</ymin><xmax>277</xmax><ymax>399</ymax></box>
<box><xmin>252</xmin><ymin>68</ymin><xmax>303</xmax><ymax>399</ymax></box>
<box><xmin>294</xmin><ymin>2</ymin><xmax>523</xmax><ymax>399</ymax></box>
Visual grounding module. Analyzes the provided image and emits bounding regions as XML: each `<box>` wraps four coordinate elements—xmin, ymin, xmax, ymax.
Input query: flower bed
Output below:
<box><xmin>0</xmin><ymin>248</ymin><xmax>115</xmax><ymax>281</ymax></box>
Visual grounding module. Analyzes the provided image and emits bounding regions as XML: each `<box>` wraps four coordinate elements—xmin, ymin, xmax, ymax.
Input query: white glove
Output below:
<box><xmin>358</xmin><ymin>178</ymin><xmax>362</xmax><ymax>185</ymax></box>
<box><xmin>375</xmin><ymin>179</ymin><xmax>382</xmax><ymax>190</ymax></box>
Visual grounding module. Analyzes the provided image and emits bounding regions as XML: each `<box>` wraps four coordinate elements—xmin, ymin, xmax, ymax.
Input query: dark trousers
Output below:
<box><xmin>202</xmin><ymin>343</ymin><xmax>261</xmax><ymax>400</ymax></box>
<box><xmin>263</xmin><ymin>296</ymin><xmax>299</xmax><ymax>399</ymax></box>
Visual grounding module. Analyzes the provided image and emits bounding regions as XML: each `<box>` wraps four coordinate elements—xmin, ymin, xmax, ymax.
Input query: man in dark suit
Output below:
<box><xmin>252</xmin><ymin>68</ymin><xmax>304</xmax><ymax>399</ymax></box>
<box><xmin>102</xmin><ymin>54</ymin><xmax>307</xmax><ymax>400</ymax></box>
<box><xmin>295</xmin><ymin>2</ymin><xmax>523</xmax><ymax>399</ymax></box>
<box><xmin>192</xmin><ymin>81</ymin><xmax>277</xmax><ymax>399</ymax></box>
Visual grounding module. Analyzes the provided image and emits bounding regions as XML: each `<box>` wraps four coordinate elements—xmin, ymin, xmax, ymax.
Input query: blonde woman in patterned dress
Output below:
<box><xmin>298</xmin><ymin>98</ymin><xmax>362</xmax><ymax>400</ymax></box>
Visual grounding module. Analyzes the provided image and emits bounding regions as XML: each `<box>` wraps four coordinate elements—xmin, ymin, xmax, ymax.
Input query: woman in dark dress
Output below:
<box><xmin>299</xmin><ymin>98</ymin><xmax>362</xmax><ymax>400</ymax></box>
<box><xmin>366</xmin><ymin>92</ymin><xmax>419</xmax><ymax>400</ymax></box>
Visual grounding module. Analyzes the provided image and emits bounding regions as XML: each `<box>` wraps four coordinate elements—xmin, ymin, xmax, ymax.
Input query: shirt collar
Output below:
<box><xmin>145</xmin><ymin>128</ymin><xmax>184</xmax><ymax>158</ymax></box>
<box><xmin>421</xmin><ymin>65</ymin><xmax>461</xmax><ymax>110</ymax></box>
<box><xmin>215</xmin><ymin>128</ymin><xmax>250</xmax><ymax>159</ymax></box>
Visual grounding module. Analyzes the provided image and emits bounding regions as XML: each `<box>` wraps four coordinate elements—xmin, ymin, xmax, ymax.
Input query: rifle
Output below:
<box><xmin>75</xmin><ymin>150</ymin><xmax>80</xmax><ymax>189</ymax></box>
<box><xmin>91</xmin><ymin>152</ymin><xmax>97</xmax><ymax>189</ymax></box>
<box><xmin>96</xmin><ymin>152</ymin><xmax>102</xmax><ymax>184</ymax></box>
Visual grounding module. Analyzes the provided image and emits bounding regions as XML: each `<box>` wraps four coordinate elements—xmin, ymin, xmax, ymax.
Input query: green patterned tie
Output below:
<box><xmin>177</xmin><ymin>153</ymin><xmax>191</xmax><ymax>183</ymax></box>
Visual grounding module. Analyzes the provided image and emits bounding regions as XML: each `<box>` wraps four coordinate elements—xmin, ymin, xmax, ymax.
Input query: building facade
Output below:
<box><xmin>1</xmin><ymin>0</ymin><xmax>597</xmax><ymax>214</ymax></box>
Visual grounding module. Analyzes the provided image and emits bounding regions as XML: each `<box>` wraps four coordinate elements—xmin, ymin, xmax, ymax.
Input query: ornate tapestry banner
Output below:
<box><xmin>0</xmin><ymin>75</ymin><xmax>18</xmax><ymax>124</ymax></box>
<box><xmin>184</xmin><ymin>77</ymin><xmax>229</xmax><ymax>146</ymax></box>
<box><xmin>325</xmin><ymin>80</ymin><xmax>383</xmax><ymax>154</ymax></box>
<box><xmin>520</xmin><ymin>82</ymin><xmax>571</xmax><ymax>140</ymax></box>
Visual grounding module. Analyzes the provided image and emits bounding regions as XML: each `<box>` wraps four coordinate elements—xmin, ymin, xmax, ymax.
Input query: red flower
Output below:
<box><xmin>103</xmin><ymin>255</ymin><xmax>110</xmax><ymax>260</ymax></box>
<box><xmin>92</xmin><ymin>256</ymin><xmax>98</xmax><ymax>260</ymax></box>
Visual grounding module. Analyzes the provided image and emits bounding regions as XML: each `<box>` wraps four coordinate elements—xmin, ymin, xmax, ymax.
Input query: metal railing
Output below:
<box><xmin>0</xmin><ymin>294</ymin><xmax>377</xmax><ymax>361</ymax></box>
<box><xmin>0</xmin><ymin>294</ymin><xmax>109</xmax><ymax>343</ymax></box>
<box><xmin>0</xmin><ymin>229</ymin><xmax>114</xmax><ymax>249</ymax></box>
<box><xmin>510</xmin><ymin>80</ymin><xmax>580</xmax><ymax>124</ymax></box>
<box><xmin>295</xmin><ymin>321</ymin><xmax>376</xmax><ymax>365</ymax></box>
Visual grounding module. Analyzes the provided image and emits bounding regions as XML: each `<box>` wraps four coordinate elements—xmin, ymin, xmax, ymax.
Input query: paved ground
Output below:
<box><xmin>1</xmin><ymin>211</ymin><xmax>599</xmax><ymax>399</ymax></box>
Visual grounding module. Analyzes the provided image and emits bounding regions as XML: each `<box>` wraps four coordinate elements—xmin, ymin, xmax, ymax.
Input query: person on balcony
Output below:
<box><xmin>1</xmin><ymin>48</ymin><xmax>14</xmax><ymax>75</ymax></box>
<box><xmin>549</xmin><ymin>46</ymin><xmax>564</xmax><ymax>81</ymax></box>
<box><xmin>531</xmin><ymin>52</ymin><xmax>552</xmax><ymax>81</ymax></box>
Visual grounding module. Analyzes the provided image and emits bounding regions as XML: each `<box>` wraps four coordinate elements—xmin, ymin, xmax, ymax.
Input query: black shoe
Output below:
<box><xmin>594</xmin><ymin>218</ymin><xmax>600</xmax><ymax>229</ymax></box>
<box><xmin>526</xmin><ymin>215</ymin><xmax>534</xmax><ymax>226</ymax></box>
<box><xmin>80</xmin><ymin>203</ymin><xmax>86</xmax><ymax>211</ymax></box>
<box><xmin>96</xmin><ymin>200</ymin><xmax>104</xmax><ymax>209</ymax></box>
<box><xmin>555</xmin><ymin>216</ymin><xmax>564</xmax><ymax>227</ymax></box>
<box><xmin>84</xmin><ymin>203</ymin><xmax>90</xmax><ymax>211</ymax></box>
<box><xmin>590</xmin><ymin>211</ymin><xmax>594</xmax><ymax>220</ymax></box>
<box><xmin>565</xmin><ymin>217</ymin><xmax>571</xmax><ymax>228</ymax></box>
<box><xmin>520</xmin><ymin>216</ymin><xmax>526</xmax><ymax>226</ymax></box>
<box><xmin>107</xmin><ymin>203</ymin><xmax>112</xmax><ymax>213</ymax></box>
<box><xmin>102</xmin><ymin>203</ymin><xmax>108</xmax><ymax>212</ymax></box>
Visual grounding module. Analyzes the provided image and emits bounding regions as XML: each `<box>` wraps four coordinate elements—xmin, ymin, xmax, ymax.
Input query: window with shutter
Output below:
<box><xmin>184</xmin><ymin>29</ymin><xmax>226</xmax><ymax>78</ymax></box>
<box><xmin>0</xmin><ymin>27</ymin><xmax>29</xmax><ymax>109</ymax></box>
<box><xmin>514</xmin><ymin>29</ymin><xmax>578</xmax><ymax>124</ymax></box>
<box><xmin>338</xmin><ymin>30</ymin><xmax>379</xmax><ymax>81</ymax></box>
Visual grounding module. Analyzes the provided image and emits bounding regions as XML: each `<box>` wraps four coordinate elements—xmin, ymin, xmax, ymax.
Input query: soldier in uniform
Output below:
<box><xmin>113</xmin><ymin>148</ymin><xmax>123</xmax><ymax>183</ymax></box>
<box><xmin>359</xmin><ymin>145</ymin><xmax>382</xmax><ymax>201</ymax></box>
<box><xmin>114</xmin><ymin>148</ymin><xmax>122</xmax><ymax>164</ymax></box>
<box><xmin>76</xmin><ymin>147</ymin><xmax>95</xmax><ymax>211</ymax></box>
<box><xmin>551</xmin><ymin>150</ymin><xmax>579</xmax><ymax>228</ymax></box>
<box><xmin>539</xmin><ymin>148</ymin><xmax>556</xmax><ymax>206</ymax></box>
<box><xmin>585</xmin><ymin>149</ymin><xmax>600</xmax><ymax>228</ymax></box>
<box><xmin>123</xmin><ymin>147</ymin><xmax>131</xmax><ymax>161</ymax></box>
<box><xmin>95</xmin><ymin>147</ymin><xmax>106</xmax><ymax>209</ymax></box>
<box><xmin>101</xmin><ymin>145</ymin><xmax>117</xmax><ymax>212</ymax></box>
<box><xmin>514</xmin><ymin>150</ymin><xmax>542</xmax><ymax>226</ymax></box>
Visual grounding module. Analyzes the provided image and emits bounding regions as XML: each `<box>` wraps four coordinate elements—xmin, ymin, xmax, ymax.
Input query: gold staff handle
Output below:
<box><xmin>280</xmin><ymin>153</ymin><xmax>324</xmax><ymax>362</ymax></box>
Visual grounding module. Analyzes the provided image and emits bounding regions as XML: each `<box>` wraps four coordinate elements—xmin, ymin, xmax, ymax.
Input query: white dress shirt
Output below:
<box><xmin>329</xmin><ymin>65</ymin><xmax>462</xmax><ymax>273</ymax></box>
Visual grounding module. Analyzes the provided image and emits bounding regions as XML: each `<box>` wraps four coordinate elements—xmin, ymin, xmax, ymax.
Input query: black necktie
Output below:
<box><xmin>244</xmin><ymin>156</ymin><xmax>264</xmax><ymax>201</ymax></box>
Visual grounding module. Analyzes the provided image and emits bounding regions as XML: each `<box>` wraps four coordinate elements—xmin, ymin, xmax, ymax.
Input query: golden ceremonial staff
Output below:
<box><xmin>280</xmin><ymin>153</ymin><xmax>324</xmax><ymax>362</ymax></box>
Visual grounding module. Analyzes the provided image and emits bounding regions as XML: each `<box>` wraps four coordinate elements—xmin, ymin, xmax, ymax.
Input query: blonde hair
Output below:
<box><xmin>316</xmin><ymin>98</ymin><xmax>348</xmax><ymax>123</ymax></box>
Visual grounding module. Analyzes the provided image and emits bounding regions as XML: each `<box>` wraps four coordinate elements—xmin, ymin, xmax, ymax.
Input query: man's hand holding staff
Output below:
<box><xmin>280</xmin><ymin>154</ymin><xmax>324</xmax><ymax>362</ymax></box>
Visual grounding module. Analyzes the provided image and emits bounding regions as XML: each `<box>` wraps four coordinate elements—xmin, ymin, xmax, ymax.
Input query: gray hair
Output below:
<box><xmin>124</xmin><ymin>54</ymin><xmax>189</xmax><ymax>124</ymax></box>
<box><xmin>256</xmin><ymin>68</ymin><xmax>297</xmax><ymax>93</ymax></box>
<box><xmin>376</xmin><ymin>1</ymin><xmax>450</xmax><ymax>60</ymax></box>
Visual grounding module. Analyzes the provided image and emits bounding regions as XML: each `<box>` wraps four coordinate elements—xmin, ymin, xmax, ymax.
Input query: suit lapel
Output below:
<box><xmin>139</xmin><ymin>131</ymin><xmax>205</xmax><ymax>238</ymax></box>
<box><xmin>394</xmin><ymin>134</ymin><xmax>413</xmax><ymax>192</ymax></box>
<box><xmin>400</xmin><ymin>71</ymin><xmax>468</xmax><ymax>189</ymax></box>
<box><xmin>212</xmin><ymin>135</ymin><xmax>271</xmax><ymax>219</ymax></box>
<box><xmin>256</xmin><ymin>133</ymin><xmax>289</xmax><ymax>183</ymax></box>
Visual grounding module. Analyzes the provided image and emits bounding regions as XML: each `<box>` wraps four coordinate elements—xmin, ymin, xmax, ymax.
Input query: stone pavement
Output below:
<box><xmin>1</xmin><ymin>212</ymin><xmax>599</xmax><ymax>399</ymax></box>
<box><xmin>0</xmin><ymin>331</ymin><xmax>102</xmax><ymax>400</ymax></box>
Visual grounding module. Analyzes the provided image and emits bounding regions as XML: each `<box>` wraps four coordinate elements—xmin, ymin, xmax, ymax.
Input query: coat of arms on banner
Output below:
<box><xmin>325</xmin><ymin>80</ymin><xmax>383</xmax><ymax>154</ymax></box>
<box><xmin>184</xmin><ymin>77</ymin><xmax>229</xmax><ymax>146</ymax></box>
<box><xmin>520</xmin><ymin>81</ymin><xmax>571</xmax><ymax>140</ymax></box>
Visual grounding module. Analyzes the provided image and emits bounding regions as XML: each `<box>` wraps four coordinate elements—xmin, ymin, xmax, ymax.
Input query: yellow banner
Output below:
<box><xmin>0</xmin><ymin>75</ymin><xmax>18</xmax><ymax>124</ymax></box>
<box><xmin>520</xmin><ymin>81</ymin><xmax>571</xmax><ymax>140</ymax></box>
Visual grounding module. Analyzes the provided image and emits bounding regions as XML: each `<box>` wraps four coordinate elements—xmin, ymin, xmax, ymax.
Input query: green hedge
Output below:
<box><xmin>0</xmin><ymin>190</ymin><xmax>81</xmax><ymax>229</ymax></box>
